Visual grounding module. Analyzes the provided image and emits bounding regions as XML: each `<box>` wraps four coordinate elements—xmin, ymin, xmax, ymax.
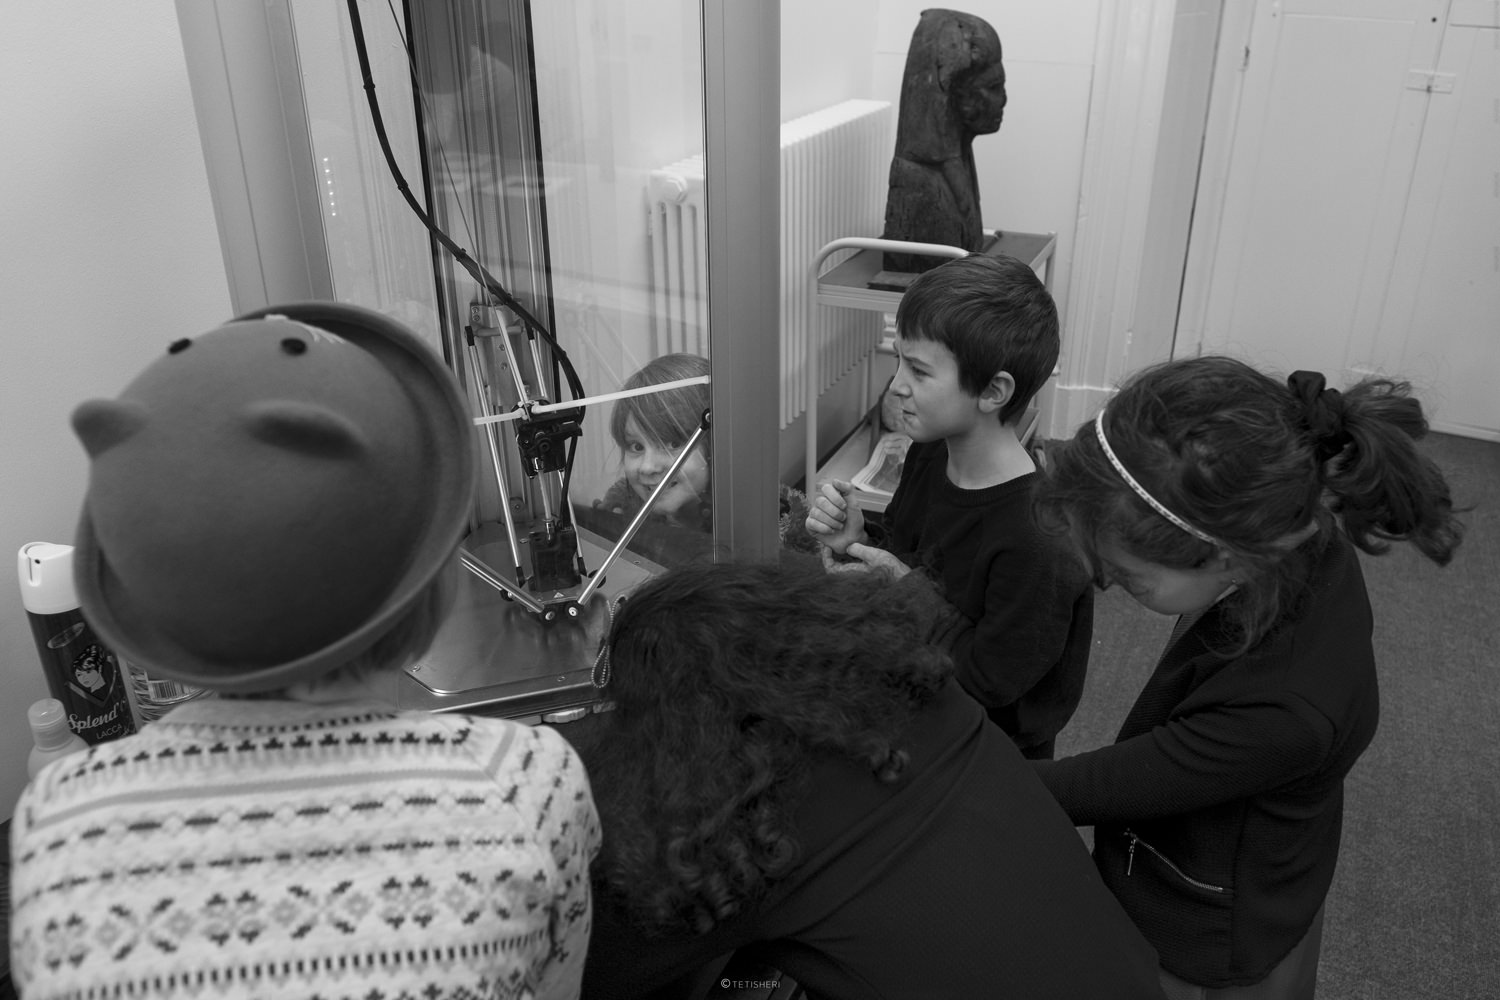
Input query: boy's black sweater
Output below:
<box><xmin>880</xmin><ymin>439</ymin><xmax>1094</xmax><ymax>753</ymax></box>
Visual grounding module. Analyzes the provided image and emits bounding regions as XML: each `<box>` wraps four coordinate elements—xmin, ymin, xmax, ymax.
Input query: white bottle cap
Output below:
<box><xmin>18</xmin><ymin>542</ymin><xmax>80</xmax><ymax>615</ymax></box>
<box><xmin>28</xmin><ymin>697</ymin><xmax>77</xmax><ymax>750</ymax></box>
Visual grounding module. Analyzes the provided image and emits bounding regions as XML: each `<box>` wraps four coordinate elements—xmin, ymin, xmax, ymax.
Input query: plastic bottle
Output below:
<box><xmin>125</xmin><ymin>664</ymin><xmax>205</xmax><ymax>724</ymax></box>
<box><xmin>17</xmin><ymin>542</ymin><xmax>137</xmax><ymax>745</ymax></box>
<box><xmin>26</xmin><ymin>698</ymin><xmax>90</xmax><ymax>778</ymax></box>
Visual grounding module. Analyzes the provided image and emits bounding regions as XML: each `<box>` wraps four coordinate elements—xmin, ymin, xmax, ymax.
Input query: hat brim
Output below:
<box><xmin>74</xmin><ymin>302</ymin><xmax>476</xmax><ymax>694</ymax></box>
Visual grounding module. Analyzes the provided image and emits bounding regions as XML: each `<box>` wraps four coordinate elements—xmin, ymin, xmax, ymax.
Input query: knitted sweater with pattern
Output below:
<box><xmin>8</xmin><ymin>698</ymin><xmax>600</xmax><ymax>1000</ymax></box>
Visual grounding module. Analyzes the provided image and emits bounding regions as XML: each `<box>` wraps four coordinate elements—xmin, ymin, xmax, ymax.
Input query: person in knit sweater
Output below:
<box><xmin>1031</xmin><ymin>357</ymin><xmax>1463</xmax><ymax>998</ymax></box>
<box><xmin>805</xmin><ymin>253</ymin><xmax>1092</xmax><ymax>759</ymax></box>
<box><xmin>8</xmin><ymin>304</ymin><xmax>600</xmax><ymax>1000</ymax></box>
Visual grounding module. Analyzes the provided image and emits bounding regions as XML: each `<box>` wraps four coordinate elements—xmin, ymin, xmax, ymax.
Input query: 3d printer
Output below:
<box><xmin>174</xmin><ymin>0</ymin><xmax>781</xmax><ymax>723</ymax></box>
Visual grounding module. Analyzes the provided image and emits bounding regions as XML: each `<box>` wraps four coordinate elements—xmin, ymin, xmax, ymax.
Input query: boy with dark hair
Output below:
<box><xmin>807</xmin><ymin>252</ymin><xmax>1091</xmax><ymax>759</ymax></box>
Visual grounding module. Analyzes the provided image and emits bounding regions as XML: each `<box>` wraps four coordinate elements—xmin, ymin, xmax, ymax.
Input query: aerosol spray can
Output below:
<box><xmin>18</xmin><ymin>542</ymin><xmax>137</xmax><ymax>745</ymax></box>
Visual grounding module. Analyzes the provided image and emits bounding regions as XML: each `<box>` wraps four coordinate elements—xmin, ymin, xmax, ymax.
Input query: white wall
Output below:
<box><xmin>1047</xmin><ymin>0</ymin><xmax>1214</xmax><ymax>437</ymax></box>
<box><xmin>1130</xmin><ymin>0</ymin><xmax>1224</xmax><ymax>368</ymax></box>
<box><xmin>777</xmin><ymin>1</ymin><xmax>886</xmax><ymax>483</ymax></box>
<box><xmin>0</xmin><ymin>1</ymin><xmax>232</xmax><ymax>817</ymax></box>
<box><xmin>781</xmin><ymin>0</ymin><xmax>880</xmax><ymax>121</ymax></box>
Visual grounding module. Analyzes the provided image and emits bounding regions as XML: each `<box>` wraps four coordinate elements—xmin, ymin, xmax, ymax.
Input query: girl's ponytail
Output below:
<box><xmin>1311</xmin><ymin>375</ymin><xmax>1463</xmax><ymax>566</ymax></box>
<box><xmin>1037</xmin><ymin>357</ymin><xmax>1464</xmax><ymax>653</ymax></box>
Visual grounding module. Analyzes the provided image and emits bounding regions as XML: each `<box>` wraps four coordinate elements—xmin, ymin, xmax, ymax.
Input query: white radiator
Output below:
<box><xmin>646</xmin><ymin>99</ymin><xmax>894</xmax><ymax>428</ymax></box>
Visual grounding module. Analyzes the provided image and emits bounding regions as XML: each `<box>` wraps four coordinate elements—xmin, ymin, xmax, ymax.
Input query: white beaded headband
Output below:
<box><xmin>1093</xmin><ymin>411</ymin><xmax>1221</xmax><ymax>547</ymax></box>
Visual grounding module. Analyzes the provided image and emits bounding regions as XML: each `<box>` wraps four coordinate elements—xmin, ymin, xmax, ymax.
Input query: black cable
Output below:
<box><xmin>343</xmin><ymin>0</ymin><xmax>584</xmax><ymax>404</ymax></box>
<box><xmin>346</xmin><ymin>0</ymin><xmax>587</xmax><ymax>557</ymax></box>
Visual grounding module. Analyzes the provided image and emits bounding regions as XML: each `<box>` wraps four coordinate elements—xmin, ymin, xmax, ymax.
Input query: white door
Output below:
<box><xmin>1180</xmin><ymin>0</ymin><xmax>1498</xmax><ymax>440</ymax></box>
<box><xmin>1364</xmin><ymin>2</ymin><xmax>1500</xmax><ymax>440</ymax></box>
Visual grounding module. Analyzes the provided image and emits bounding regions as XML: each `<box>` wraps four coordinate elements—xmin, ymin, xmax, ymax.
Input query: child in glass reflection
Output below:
<box><xmin>1032</xmin><ymin>356</ymin><xmax>1463</xmax><ymax>998</ymax></box>
<box><xmin>594</xmin><ymin>353</ymin><xmax>711</xmax><ymax>532</ymax></box>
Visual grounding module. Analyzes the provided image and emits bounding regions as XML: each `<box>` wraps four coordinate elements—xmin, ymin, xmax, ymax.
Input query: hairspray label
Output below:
<box><xmin>26</xmin><ymin>608</ymin><xmax>137</xmax><ymax>745</ymax></box>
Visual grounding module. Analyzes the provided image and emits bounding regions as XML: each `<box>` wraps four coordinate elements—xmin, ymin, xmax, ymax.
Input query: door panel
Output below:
<box><xmin>1367</xmin><ymin>18</ymin><xmax>1500</xmax><ymax>439</ymax></box>
<box><xmin>1187</xmin><ymin>0</ymin><xmax>1498</xmax><ymax>437</ymax></box>
<box><xmin>1192</xmin><ymin>0</ymin><xmax>1442</xmax><ymax>377</ymax></box>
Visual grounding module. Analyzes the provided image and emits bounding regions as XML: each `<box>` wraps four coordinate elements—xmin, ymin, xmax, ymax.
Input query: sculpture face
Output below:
<box><xmin>954</xmin><ymin>59</ymin><xmax>1006</xmax><ymax>136</ymax></box>
<box><xmin>881</xmin><ymin>9</ymin><xmax>1007</xmax><ymax>270</ymax></box>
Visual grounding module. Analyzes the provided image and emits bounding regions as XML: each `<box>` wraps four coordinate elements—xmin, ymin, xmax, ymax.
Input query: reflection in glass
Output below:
<box><xmin>576</xmin><ymin>354</ymin><xmax>713</xmax><ymax>569</ymax></box>
<box><xmin>402</xmin><ymin>0</ymin><xmax>713</xmax><ymax>594</ymax></box>
<box><xmin>358</xmin><ymin>1</ymin><xmax>713</xmax><ymax>716</ymax></box>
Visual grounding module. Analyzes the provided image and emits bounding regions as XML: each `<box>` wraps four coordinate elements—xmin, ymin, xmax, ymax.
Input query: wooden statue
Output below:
<box><xmin>881</xmin><ymin>9</ymin><xmax>1006</xmax><ymax>275</ymax></box>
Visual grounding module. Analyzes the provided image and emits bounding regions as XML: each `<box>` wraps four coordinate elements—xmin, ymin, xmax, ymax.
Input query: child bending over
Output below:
<box><xmin>576</xmin><ymin>560</ymin><xmax>1167</xmax><ymax>1000</ymax></box>
<box><xmin>1032</xmin><ymin>356</ymin><xmax>1462</xmax><ymax>997</ymax></box>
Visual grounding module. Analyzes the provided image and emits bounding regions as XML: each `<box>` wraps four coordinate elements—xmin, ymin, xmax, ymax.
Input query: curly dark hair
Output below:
<box><xmin>580</xmin><ymin>560</ymin><xmax>952</xmax><ymax>938</ymax></box>
<box><xmin>1036</xmin><ymin>355</ymin><xmax>1463</xmax><ymax>652</ymax></box>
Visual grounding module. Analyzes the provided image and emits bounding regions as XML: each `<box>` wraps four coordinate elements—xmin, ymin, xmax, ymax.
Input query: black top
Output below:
<box><xmin>2</xmin><ymin>816</ymin><xmax>17</xmax><ymax>1000</ymax></box>
<box><xmin>880</xmin><ymin>439</ymin><xmax>1093</xmax><ymax>750</ymax></box>
<box><xmin>1034</xmin><ymin>536</ymin><xmax>1380</xmax><ymax>987</ymax></box>
<box><xmin>582</xmin><ymin>682</ymin><xmax>1166</xmax><ymax>1000</ymax></box>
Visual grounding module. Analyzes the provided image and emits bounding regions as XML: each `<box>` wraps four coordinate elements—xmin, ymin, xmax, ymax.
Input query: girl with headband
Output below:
<box><xmin>1031</xmin><ymin>355</ymin><xmax>1463</xmax><ymax>999</ymax></box>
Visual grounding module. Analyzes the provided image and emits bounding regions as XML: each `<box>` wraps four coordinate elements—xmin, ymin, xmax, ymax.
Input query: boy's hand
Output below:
<box><xmin>818</xmin><ymin>543</ymin><xmax>910</xmax><ymax>582</ymax></box>
<box><xmin>804</xmin><ymin>479</ymin><xmax>867</xmax><ymax>554</ymax></box>
<box><xmin>846</xmin><ymin>543</ymin><xmax>911</xmax><ymax>582</ymax></box>
<box><xmin>820</xmin><ymin>544</ymin><xmax>871</xmax><ymax>575</ymax></box>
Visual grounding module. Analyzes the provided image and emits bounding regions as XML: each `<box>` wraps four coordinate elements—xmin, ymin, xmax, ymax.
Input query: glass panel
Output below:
<box><xmin>289</xmin><ymin>2</ymin><xmax>443</xmax><ymax>350</ymax></box>
<box><xmin>329</xmin><ymin>0</ymin><xmax>709</xmax><ymax>717</ymax></box>
<box><xmin>528</xmin><ymin>0</ymin><xmax>710</xmax><ymax>561</ymax></box>
<box><xmin>404</xmin><ymin>0</ymin><xmax>711</xmax><ymax>572</ymax></box>
<box><xmin>178</xmin><ymin>1</ymin><xmax>775</xmax><ymax>717</ymax></box>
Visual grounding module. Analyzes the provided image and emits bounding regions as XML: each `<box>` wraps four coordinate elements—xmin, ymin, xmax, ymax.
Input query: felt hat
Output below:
<box><xmin>71</xmin><ymin>302</ymin><xmax>476</xmax><ymax>694</ymax></box>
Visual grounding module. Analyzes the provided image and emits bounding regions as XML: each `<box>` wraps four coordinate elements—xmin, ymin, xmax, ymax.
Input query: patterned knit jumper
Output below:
<box><xmin>8</xmin><ymin>698</ymin><xmax>600</xmax><ymax>1000</ymax></box>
